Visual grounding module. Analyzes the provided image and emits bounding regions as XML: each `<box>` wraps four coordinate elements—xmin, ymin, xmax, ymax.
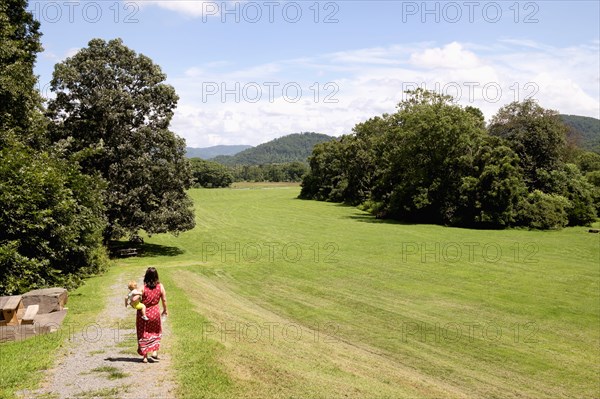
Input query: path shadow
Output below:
<box><xmin>105</xmin><ymin>356</ymin><xmax>141</xmax><ymax>363</ymax></box>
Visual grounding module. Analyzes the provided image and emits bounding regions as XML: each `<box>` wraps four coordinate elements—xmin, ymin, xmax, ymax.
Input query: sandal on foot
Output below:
<box><xmin>142</xmin><ymin>357</ymin><xmax>148</xmax><ymax>363</ymax></box>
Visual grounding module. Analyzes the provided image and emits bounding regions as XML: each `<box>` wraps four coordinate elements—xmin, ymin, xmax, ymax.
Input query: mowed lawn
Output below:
<box><xmin>3</xmin><ymin>185</ymin><xmax>597</xmax><ymax>399</ymax></box>
<box><xmin>117</xmin><ymin>185</ymin><xmax>599</xmax><ymax>399</ymax></box>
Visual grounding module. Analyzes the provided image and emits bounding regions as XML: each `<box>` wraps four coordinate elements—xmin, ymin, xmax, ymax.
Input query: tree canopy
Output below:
<box><xmin>190</xmin><ymin>158</ymin><xmax>234</xmax><ymax>188</ymax></box>
<box><xmin>47</xmin><ymin>38</ymin><xmax>195</xmax><ymax>240</ymax></box>
<box><xmin>301</xmin><ymin>90</ymin><xmax>597</xmax><ymax>229</ymax></box>
<box><xmin>489</xmin><ymin>99</ymin><xmax>567</xmax><ymax>190</ymax></box>
<box><xmin>1</xmin><ymin>0</ymin><xmax>108</xmax><ymax>295</ymax></box>
<box><xmin>0</xmin><ymin>0</ymin><xmax>42</xmax><ymax>135</ymax></box>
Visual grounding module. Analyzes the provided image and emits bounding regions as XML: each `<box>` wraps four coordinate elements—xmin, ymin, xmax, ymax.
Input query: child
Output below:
<box><xmin>125</xmin><ymin>280</ymin><xmax>149</xmax><ymax>321</ymax></box>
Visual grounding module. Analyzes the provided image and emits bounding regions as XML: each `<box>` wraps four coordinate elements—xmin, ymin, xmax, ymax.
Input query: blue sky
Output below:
<box><xmin>31</xmin><ymin>1</ymin><xmax>600</xmax><ymax>147</ymax></box>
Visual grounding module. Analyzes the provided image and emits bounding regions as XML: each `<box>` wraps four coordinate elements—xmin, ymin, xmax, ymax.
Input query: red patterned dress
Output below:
<box><xmin>137</xmin><ymin>283</ymin><xmax>163</xmax><ymax>356</ymax></box>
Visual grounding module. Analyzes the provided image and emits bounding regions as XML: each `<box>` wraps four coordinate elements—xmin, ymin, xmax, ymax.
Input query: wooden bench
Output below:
<box><xmin>0</xmin><ymin>288</ymin><xmax>68</xmax><ymax>342</ymax></box>
<box><xmin>589</xmin><ymin>229</ymin><xmax>599</xmax><ymax>233</ymax></box>
<box><xmin>0</xmin><ymin>295</ymin><xmax>24</xmax><ymax>326</ymax></box>
<box><xmin>117</xmin><ymin>248</ymin><xmax>139</xmax><ymax>257</ymax></box>
<box><xmin>21</xmin><ymin>304</ymin><xmax>39</xmax><ymax>325</ymax></box>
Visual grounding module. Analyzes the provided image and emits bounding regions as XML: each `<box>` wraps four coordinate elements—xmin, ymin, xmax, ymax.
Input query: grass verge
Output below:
<box><xmin>159</xmin><ymin>271</ymin><xmax>233</xmax><ymax>398</ymax></box>
<box><xmin>0</xmin><ymin>267</ymin><xmax>117</xmax><ymax>399</ymax></box>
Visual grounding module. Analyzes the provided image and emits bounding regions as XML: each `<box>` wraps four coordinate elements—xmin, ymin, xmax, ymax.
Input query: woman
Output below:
<box><xmin>136</xmin><ymin>267</ymin><xmax>168</xmax><ymax>363</ymax></box>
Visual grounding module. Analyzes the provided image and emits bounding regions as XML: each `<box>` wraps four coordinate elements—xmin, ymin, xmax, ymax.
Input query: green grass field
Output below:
<box><xmin>2</xmin><ymin>184</ymin><xmax>599</xmax><ymax>398</ymax></box>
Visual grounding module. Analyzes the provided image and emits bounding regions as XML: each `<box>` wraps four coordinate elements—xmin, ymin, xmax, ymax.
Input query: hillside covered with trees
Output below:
<box><xmin>188</xmin><ymin>133</ymin><xmax>332</xmax><ymax>185</ymax></box>
<box><xmin>212</xmin><ymin>132</ymin><xmax>335</xmax><ymax>165</ymax></box>
<box><xmin>186</xmin><ymin>145</ymin><xmax>252</xmax><ymax>159</ymax></box>
<box><xmin>561</xmin><ymin>114</ymin><xmax>600</xmax><ymax>153</ymax></box>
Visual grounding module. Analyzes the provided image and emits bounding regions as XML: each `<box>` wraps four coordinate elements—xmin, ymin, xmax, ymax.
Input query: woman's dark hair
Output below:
<box><xmin>144</xmin><ymin>267</ymin><xmax>160</xmax><ymax>289</ymax></box>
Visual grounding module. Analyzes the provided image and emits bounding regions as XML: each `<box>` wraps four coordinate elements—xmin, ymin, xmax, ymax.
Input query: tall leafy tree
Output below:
<box><xmin>376</xmin><ymin>89</ymin><xmax>488</xmax><ymax>224</ymax></box>
<box><xmin>300</xmin><ymin>139</ymin><xmax>346</xmax><ymax>201</ymax></box>
<box><xmin>1</xmin><ymin>0</ymin><xmax>108</xmax><ymax>294</ymax></box>
<box><xmin>0</xmin><ymin>142</ymin><xmax>108</xmax><ymax>294</ymax></box>
<box><xmin>47</xmin><ymin>38</ymin><xmax>195</xmax><ymax>240</ymax></box>
<box><xmin>536</xmin><ymin>164</ymin><xmax>597</xmax><ymax>226</ymax></box>
<box><xmin>341</xmin><ymin>116</ymin><xmax>389</xmax><ymax>205</ymax></box>
<box><xmin>457</xmin><ymin>136</ymin><xmax>526</xmax><ymax>227</ymax></box>
<box><xmin>488</xmin><ymin>99</ymin><xmax>568</xmax><ymax>189</ymax></box>
<box><xmin>0</xmin><ymin>0</ymin><xmax>43</xmax><ymax>144</ymax></box>
<box><xmin>301</xmin><ymin>90</ymin><xmax>529</xmax><ymax>228</ymax></box>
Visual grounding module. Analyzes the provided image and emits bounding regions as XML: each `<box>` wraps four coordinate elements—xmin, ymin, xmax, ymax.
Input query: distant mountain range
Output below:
<box><xmin>209</xmin><ymin>132</ymin><xmax>336</xmax><ymax>165</ymax></box>
<box><xmin>560</xmin><ymin>114</ymin><xmax>600</xmax><ymax>153</ymax></box>
<box><xmin>185</xmin><ymin>145</ymin><xmax>253</xmax><ymax>159</ymax></box>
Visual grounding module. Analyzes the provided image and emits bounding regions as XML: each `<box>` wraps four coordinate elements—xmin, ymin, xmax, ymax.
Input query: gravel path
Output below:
<box><xmin>20</xmin><ymin>274</ymin><xmax>176</xmax><ymax>399</ymax></box>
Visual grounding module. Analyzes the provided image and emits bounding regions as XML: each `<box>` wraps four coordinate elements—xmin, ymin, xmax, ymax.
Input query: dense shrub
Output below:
<box><xmin>190</xmin><ymin>158</ymin><xmax>234</xmax><ymax>188</ymax></box>
<box><xmin>517</xmin><ymin>190</ymin><xmax>571</xmax><ymax>230</ymax></box>
<box><xmin>0</xmin><ymin>141</ymin><xmax>108</xmax><ymax>295</ymax></box>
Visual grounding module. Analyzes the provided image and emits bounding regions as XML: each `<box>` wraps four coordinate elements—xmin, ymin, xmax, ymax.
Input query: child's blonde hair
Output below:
<box><xmin>128</xmin><ymin>280</ymin><xmax>138</xmax><ymax>291</ymax></box>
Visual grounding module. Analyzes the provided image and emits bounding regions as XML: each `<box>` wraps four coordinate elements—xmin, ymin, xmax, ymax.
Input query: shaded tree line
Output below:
<box><xmin>300</xmin><ymin>89</ymin><xmax>598</xmax><ymax>229</ymax></box>
<box><xmin>229</xmin><ymin>162</ymin><xmax>308</xmax><ymax>183</ymax></box>
<box><xmin>1</xmin><ymin>0</ymin><xmax>107</xmax><ymax>294</ymax></box>
<box><xmin>190</xmin><ymin>159</ymin><xmax>309</xmax><ymax>187</ymax></box>
<box><xmin>190</xmin><ymin>158</ymin><xmax>234</xmax><ymax>188</ymax></box>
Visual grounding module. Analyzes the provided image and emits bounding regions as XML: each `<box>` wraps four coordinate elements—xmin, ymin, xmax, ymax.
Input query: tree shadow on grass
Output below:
<box><xmin>345</xmin><ymin>214</ymin><xmax>417</xmax><ymax>225</ymax></box>
<box><xmin>295</xmin><ymin>198</ymin><xmax>418</xmax><ymax>225</ymax></box>
<box><xmin>339</xmin><ymin>205</ymin><xmax>419</xmax><ymax>226</ymax></box>
<box><xmin>138</xmin><ymin>243</ymin><xmax>184</xmax><ymax>258</ymax></box>
<box><xmin>108</xmin><ymin>241</ymin><xmax>184</xmax><ymax>258</ymax></box>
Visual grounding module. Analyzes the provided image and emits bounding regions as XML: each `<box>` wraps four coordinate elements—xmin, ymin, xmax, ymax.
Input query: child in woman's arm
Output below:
<box><xmin>125</xmin><ymin>280</ymin><xmax>149</xmax><ymax>321</ymax></box>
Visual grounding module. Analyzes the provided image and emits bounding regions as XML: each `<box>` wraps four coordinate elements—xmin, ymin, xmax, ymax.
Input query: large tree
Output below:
<box><xmin>0</xmin><ymin>141</ymin><xmax>108</xmax><ymax>294</ymax></box>
<box><xmin>300</xmin><ymin>139</ymin><xmax>346</xmax><ymax>201</ymax></box>
<box><xmin>375</xmin><ymin>89</ymin><xmax>490</xmax><ymax>224</ymax></box>
<box><xmin>489</xmin><ymin>100</ymin><xmax>596</xmax><ymax>225</ymax></box>
<box><xmin>1</xmin><ymin>0</ymin><xmax>108</xmax><ymax>295</ymax></box>
<box><xmin>457</xmin><ymin>136</ymin><xmax>526</xmax><ymax>227</ymax></box>
<box><xmin>0</xmin><ymin>0</ymin><xmax>43</xmax><ymax>144</ymax></box>
<box><xmin>301</xmin><ymin>89</ymin><xmax>528</xmax><ymax>228</ymax></box>
<box><xmin>47</xmin><ymin>39</ymin><xmax>195</xmax><ymax>240</ymax></box>
<box><xmin>488</xmin><ymin>99</ymin><xmax>568</xmax><ymax>189</ymax></box>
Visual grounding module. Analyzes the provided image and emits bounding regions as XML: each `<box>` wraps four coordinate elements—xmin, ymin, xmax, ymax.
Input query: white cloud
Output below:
<box><xmin>138</xmin><ymin>0</ymin><xmax>222</xmax><ymax>18</ymax></box>
<box><xmin>497</xmin><ymin>38</ymin><xmax>547</xmax><ymax>49</ymax></box>
<box><xmin>64</xmin><ymin>47</ymin><xmax>80</xmax><ymax>59</ymax></box>
<box><xmin>409</xmin><ymin>42</ymin><xmax>481</xmax><ymax>69</ymax></box>
<box><xmin>43</xmin><ymin>52</ymin><xmax>59</xmax><ymax>61</ymax></box>
<box><xmin>184</xmin><ymin>67</ymin><xmax>204</xmax><ymax>78</ymax></box>
<box><xmin>42</xmin><ymin>47</ymin><xmax>80</xmax><ymax>62</ymax></box>
<box><xmin>167</xmin><ymin>40</ymin><xmax>600</xmax><ymax>147</ymax></box>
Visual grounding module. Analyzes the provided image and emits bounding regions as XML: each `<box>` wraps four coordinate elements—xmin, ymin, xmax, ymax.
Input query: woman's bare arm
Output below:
<box><xmin>160</xmin><ymin>284</ymin><xmax>168</xmax><ymax>316</ymax></box>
